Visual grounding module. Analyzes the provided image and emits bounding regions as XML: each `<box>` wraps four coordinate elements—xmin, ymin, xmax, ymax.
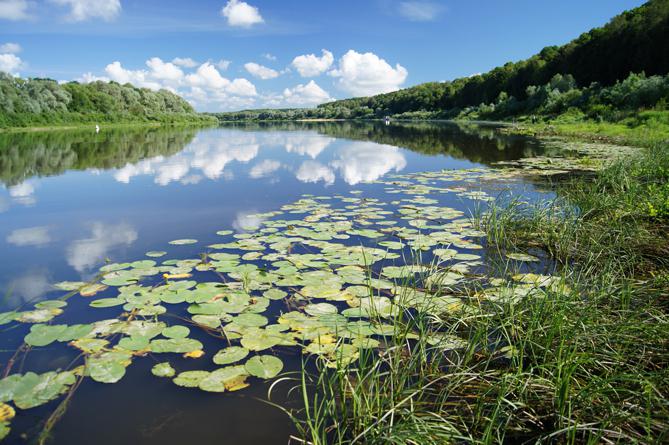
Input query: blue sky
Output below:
<box><xmin>0</xmin><ymin>0</ymin><xmax>647</xmax><ymax>111</ymax></box>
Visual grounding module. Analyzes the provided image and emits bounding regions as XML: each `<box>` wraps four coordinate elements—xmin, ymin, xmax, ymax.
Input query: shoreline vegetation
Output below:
<box><xmin>277</xmin><ymin>123</ymin><xmax>669</xmax><ymax>445</ymax></box>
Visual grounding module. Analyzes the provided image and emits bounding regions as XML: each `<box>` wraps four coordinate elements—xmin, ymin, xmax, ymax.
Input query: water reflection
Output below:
<box><xmin>249</xmin><ymin>159</ymin><xmax>283</xmax><ymax>179</ymax></box>
<box><xmin>233</xmin><ymin>211</ymin><xmax>266</xmax><ymax>232</ymax></box>
<box><xmin>331</xmin><ymin>142</ymin><xmax>407</xmax><ymax>185</ymax></box>
<box><xmin>283</xmin><ymin>133</ymin><xmax>335</xmax><ymax>158</ymax></box>
<box><xmin>296</xmin><ymin>160</ymin><xmax>335</xmax><ymax>185</ymax></box>
<box><xmin>66</xmin><ymin>222</ymin><xmax>138</xmax><ymax>273</ymax></box>
<box><xmin>0</xmin><ymin>121</ymin><xmax>546</xmax><ymax>190</ymax></box>
<box><xmin>6</xmin><ymin>226</ymin><xmax>51</xmax><ymax>247</ymax></box>
<box><xmin>0</xmin><ymin>127</ymin><xmax>200</xmax><ymax>186</ymax></box>
<box><xmin>6</xmin><ymin>268</ymin><xmax>51</xmax><ymax>305</ymax></box>
<box><xmin>8</xmin><ymin>180</ymin><xmax>37</xmax><ymax>206</ymax></box>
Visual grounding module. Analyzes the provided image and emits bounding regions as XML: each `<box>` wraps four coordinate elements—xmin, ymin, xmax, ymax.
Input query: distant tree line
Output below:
<box><xmin>0</xmin><ymin>73</ymin><xmax>217</xmax><ymax>128</ymax></box>
<box><xmin>212</xmin><ymin>0</ymin><xmax>669</xmax><ymax>123</ymax></box>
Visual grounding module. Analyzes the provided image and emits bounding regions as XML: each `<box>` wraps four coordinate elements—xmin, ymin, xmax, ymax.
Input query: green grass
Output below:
<box><xmin>507</xmin><ymin>110</ymin><xmax>669</xmax><ymax>148</ymax></box>
<box><xmin>276</xmin><ymin>143</ymin><xmax>669</xmax><ymax>444</ymax></box>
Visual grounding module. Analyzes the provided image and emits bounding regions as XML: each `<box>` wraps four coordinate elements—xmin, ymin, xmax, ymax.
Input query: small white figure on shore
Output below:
<box><xmin>95</xmin><ymin>124</ymin><xmax>100</xmax><ymax>133</ymax></box>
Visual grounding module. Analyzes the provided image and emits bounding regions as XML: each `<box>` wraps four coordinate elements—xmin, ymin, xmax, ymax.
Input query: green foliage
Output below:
<box><xmin>0</xmin><ymin>73</ymin><xmax>217</xmax><ymax>128</ymax></box>
<box><xmin>213</xmin><ymin>0</ymin><xmax>669</xmax><ymax>124</ymax></box>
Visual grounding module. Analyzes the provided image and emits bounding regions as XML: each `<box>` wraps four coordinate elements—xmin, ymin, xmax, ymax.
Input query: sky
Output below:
<box><xmin>0</xmin><ymin>0</ymin><xmax>648</xmax><ymax>111</ymax></box>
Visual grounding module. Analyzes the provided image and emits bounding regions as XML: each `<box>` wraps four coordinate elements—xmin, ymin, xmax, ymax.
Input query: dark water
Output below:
<box><xmin>0</xmin><ymin>121</ymin><xmax>547</xmax><ymax>445</ymax></box>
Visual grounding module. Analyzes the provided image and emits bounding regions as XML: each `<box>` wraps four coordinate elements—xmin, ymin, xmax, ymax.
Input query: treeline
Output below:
<box><xmin>0</xmin><ymin>73</ymin><xmax>217</xmax><ymax>128</ymax></box>
<box><xmin>213</xmin><ymin>0</ymin><xmax>669</xmax><ymax>123</ymax></box>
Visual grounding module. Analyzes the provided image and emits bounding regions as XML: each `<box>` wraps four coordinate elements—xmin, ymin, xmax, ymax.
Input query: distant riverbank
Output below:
<box><xmin>0</xmin><ymin>118</ymin><xmax>218</xmax><ymax>134</ymax></box>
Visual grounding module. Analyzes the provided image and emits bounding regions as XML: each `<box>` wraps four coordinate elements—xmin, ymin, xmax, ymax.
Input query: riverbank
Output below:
<box><xmin>493</xmin><ymin>112</ymin><xmax>669</xmax><ymax>148</ymax></box>
<box><xmin>0</xmin><ymin>119</ymin><xmax>218</xmax><ymax>134</ymax></box>
<box><xmin>285</xmin><ymin>132</ymin><xmax>669</xmax><ymax>444</ymax></box>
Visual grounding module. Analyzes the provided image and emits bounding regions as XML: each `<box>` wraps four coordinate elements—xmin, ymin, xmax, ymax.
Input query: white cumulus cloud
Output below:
<box><xmin>0</xmin><ymin>42</ymin><xmax>21</xmax><ymax>53</ymax></box>
<box><xmin>0</xmin><ymin>53</ymin><xmax>23</xmax><ymax>75</ymax></box>
<box><xmin>329</xmin><ymin>50</ymin><xmax>408</xmax><ymax>96</ymax></box>
<box><xmin>172</xmin><ymin>57</ymin><xmax>199</xmax><ymax>68</ymax></box>
<box><xmin>221</xmin><ymin>0</ymin><xmax>263</xmax><ymax>28</ymax></box>
<box><xmin>244</xmin><ymin>62</ymin><xmax>279</xmax><ymax>80</ymax></box>
<box><xmin>282</xmin><ymin>80</ymin><xmax>331</xmax><ymax>106</ymax></box>
<box><xmin>291</xmin><ymin>49</ymin><xmax>333</xmax><ymax>77</ymax></box>
<box><xmin>49</xmin><ymin>0</ymin><xmax>122</xmax><ymax>22</ymax></box>
<box><xmin>0</xmin><ymin>0</ymin><xmax>30</xmax><ymax>20</ymax></box>
<box><xmin>104</xmin><ymin>61</ymin><xmax>161</xmax><ymax>90</ymax></box>
<box><xmin>146</xmin><ymin>57</ymin><xmax>184</xmax><ymax>81</ymax></box>
<box><xmin>216</xmin><ymin>59</ymin><xmax>231</xmax><ymax>70</ymax></box>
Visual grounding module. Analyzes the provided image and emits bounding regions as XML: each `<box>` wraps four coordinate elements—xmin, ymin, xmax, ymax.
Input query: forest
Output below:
<box><xmin>212</xmin><ymin>0</ymin><xmax>669</xmax><ymax>124</ymax></box>
<box><xmin>0</xmin><ymin>74</ymin><xmax>216</xmax><ymax>128</ymax></box>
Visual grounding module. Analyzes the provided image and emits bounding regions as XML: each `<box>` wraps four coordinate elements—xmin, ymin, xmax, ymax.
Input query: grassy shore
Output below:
<box><xmin>497</xmin><ymin>111</ymin><xmax>669</xmax><ymax>148</ymax></box>
<box><xmin>281</xmin><ymin>131</ymin><xmax>669</xmax><ymax>443</ymax></box>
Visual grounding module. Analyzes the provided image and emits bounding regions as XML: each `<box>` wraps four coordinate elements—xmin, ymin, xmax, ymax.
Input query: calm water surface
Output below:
<box><xmin>0</xmin><ymin>121</ymin><xmax>548</xmax><ymax>444</ymax></box>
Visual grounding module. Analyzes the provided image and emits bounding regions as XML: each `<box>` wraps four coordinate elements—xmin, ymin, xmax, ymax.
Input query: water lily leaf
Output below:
<box><xmin>263</xmin><ymin>288</ymin><xmax>287</xmax><ymax>300</ymax></box>
<box><xmin>149</xmin><ymin>338</ymin><xmax>203</xmax><ymax>354</ymax></box>
<box><xmin>304</xmin><ymin>303</ymin><xmax>338</xmax><ymax>317</ymax></box>
<box><xmin>34</xmin><ymin>301</ymin><xmax>67</xmax><ymax>311</ymax></box>
<box><xmin>216</xmin><ymin>230</ymin><xmax>233</xmax><ymax>236</ymax></box>
<box><xmin>146</xmin><ymin>251</ymin><xmax>167</xmax><ymax>258</ymax></box>
<box><xmin>87</xmin><ymin>351</ymin><xmax>132</xmax><ymax>384</ymax></box>
<box><xmin>0</xmin><ymin>422</ymin><xmax>10</xmax><ymax>440</ymax></box>
<box><xmin>161</xmin><ymin>325</ymin><xmax>190</xmax><ymax>339</ymax></box>
<box><xmin>0</xmin><ymin>403</ymin><xmax>14</xmax><ymax>422</ymax></box>
<box><xmin>151</xmin><ymin>362</ymin><xmax>175</xmax><ymax>378</ymax></box>
<box><xmin>70</xmin><ymin>338</ymin><xmax>109</xmax><ymax>354</ymax></box>
<box><xmin>90</xmin><ymin>298</ymin><xmax>125</xmax><ymax>308</ymax></box>
<box><xmin>240</xmin><ymin>329</ymin><xmax>282</xmax><ymax>351</ymax></box>
<box><xmin>80</xmin><ymin>283</ymin><xmax>108</xmax><ymax>297</ymax></box>
<box><xmin>232</xmin><ymin>313</ymin><xmax>268</xmax><ymax>327</ymax></box>
<box><xmin>191</xmin><ymin>315</ymin><xmax>223</xmax><ymax>329</ymax></box>
<box><xmin>198</xmin><ymin>366</ymin><xmax>248</xmax><ymax>393</ymax></box>
<box><xmin>506</xmin><ymin>252</ymin><xmax>540</xmax><ymax>262</ymax></box>
<box><xmin>24</xmin><ymin>324</ymin><xmax>68</xmax><ymax>347</ymax></box>
<box><xmin>117</xmin><ymin>336</ymin><xmax>150</xmax><ymax>351</ymax></box>
<box><xmin>0</xmin><ymin>312</ymin><xmax>17</xmax><ymax>326</ymax></box>
<box><xmin>9</xmin><ymin>371</ymin><xmax>77</xmax><ymax>409</ymax></box>
<box><xmin>53</xmin><ymin>281</ymin><xmax>85</xmax><ymax>291</ymax></box>
<box><xmin>244</xmin><ymin>355</ymin><xmax>283</xmax><ymax>379</ymax></box>
<box><xmin>169</xmin><ymin>239</ymin><xmax>198</xmax><ymax>245</ymax></box>
<box><xmin>173</xmin><ymin>370</ymin><xmax>209</xmax><ymax>388</ymax></box>
<box><xmin>213</xmin><ymin>346</ymin><xmax>249</xmax><ymax>365</ymax></box>
<box><xmin>16</xmin><ymin>308</ymin><xmax>62</xmax><ymax>324</ymax></box>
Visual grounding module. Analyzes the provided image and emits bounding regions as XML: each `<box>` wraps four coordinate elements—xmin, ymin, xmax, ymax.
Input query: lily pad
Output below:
<box><xmin>169</xmin><ymin>239</ymin><xmax>198</xmax><ymax>245</ymax></box>
<box><xmin>161</xmin><ymin>325</ymin><xmax>190</xmax><ymax>339</ymax></box>
<box><xmin>213</xmin><ymin>346</ymin><xmax>250</xmax><ymax>365</ymax></box>
<box><xmin>244</xmin><ymin>355</ymin><xmax>283</xmax><ymax>379</ymax></box>
<box><xmin>173</xmin><ymin>370</ymin><xmax>209</xmax><ymax>388</ymax></box>
<box><xmin>150</xmin><ymin>338</ymin><xmax>203</xmax><ymax>354</ymax></box>
<box><xmin>151</xmin><ymin>362</ymin><xmax>176</xmax><ymax>378</ymax></box>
